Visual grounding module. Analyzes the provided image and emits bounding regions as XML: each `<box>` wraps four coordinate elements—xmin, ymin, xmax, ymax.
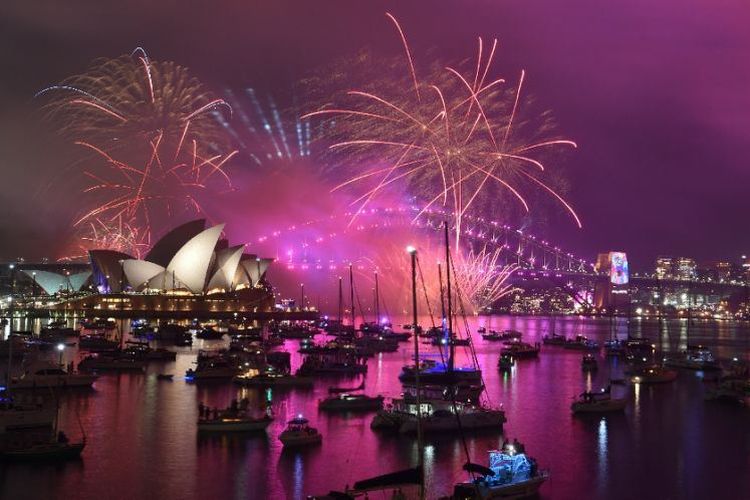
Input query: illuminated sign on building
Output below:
<box><xmin>609</xmin><ymin>252</ymin><xmax>629</xmax><ymax>285</ymax></box>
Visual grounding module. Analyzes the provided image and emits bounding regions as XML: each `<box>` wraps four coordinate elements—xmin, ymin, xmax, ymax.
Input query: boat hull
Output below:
<box><xmin>397</xmin><ymin>410</ymin><xmax>506</xmax><ymax>434</ymax></box>
<box><xmin>454</xmin><ymin>473</ymin><xmax>547</xmax><ymax>499</ymax></box>
<box><xmin>0</xmin><ymin>442</ymin><xmax>85</xmax><ymax>461</ymax></box>
<box><xmin>197</xmin><ymin>418</ymin><xmax>272</xmax><ymax>432</ymax></box>
<box><xmin>571</xmin><ymin>399</ymin><xmax>627</xmax><ymax>413</ymax></box>
<box><xmin>11</xmin><ymin>375</ymin><xmax>97</xmax><ymax>390</ymax></box>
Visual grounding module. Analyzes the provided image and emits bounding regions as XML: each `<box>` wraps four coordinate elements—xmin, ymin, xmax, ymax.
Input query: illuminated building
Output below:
<box><xmin>675</xmin><ymin>257</ymin><xmax>697</xmax><ymax>280</ymax></box>
<box><xmin>655</xmin><ymin>256</ymin><xmax>674</xmax><ymax>279</ymax></box>
<box><xmin>594</xmin><ymin>251</ymin><xmax>630</xmax><ymax>312</ymax></box>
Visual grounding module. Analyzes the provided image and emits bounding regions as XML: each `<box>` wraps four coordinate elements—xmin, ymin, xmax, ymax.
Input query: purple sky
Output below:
<box><xmin>1</xmin><ymin>0</ymin><xmax>749</xmax><ymax>269</ymax></box>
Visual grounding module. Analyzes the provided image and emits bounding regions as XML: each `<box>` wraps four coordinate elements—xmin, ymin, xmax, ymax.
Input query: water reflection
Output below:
<box><xmin>3</xmin><ymin>315</ymin><xmax>750</xmax><ymax>499</ymax></box>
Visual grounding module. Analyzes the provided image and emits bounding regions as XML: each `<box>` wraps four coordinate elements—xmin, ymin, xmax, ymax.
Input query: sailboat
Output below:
<box><xmin>1</xmin><ymin>380</ymin><xmax>86</xmax><ymax>461</ymax></box>
<box><xmin>373</xmin><ymin>222</ymin><xmax>505</xmax><ymax>434</ymax></box>
<box><xmin>309</xmin><ymin>243</ymin><xmax>425</xmax><ymax>500</ymax></box>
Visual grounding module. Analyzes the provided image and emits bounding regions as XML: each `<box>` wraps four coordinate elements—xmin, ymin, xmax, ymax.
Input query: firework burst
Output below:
<box><xmin>303</xmin><ymin>14</ymin><xmax>581</xmax><ymax>245</ymax></box>
<box><xmin>37</xmin><ymin>48</ymin><xmax>237</xmax><ymax>256</ymax></box>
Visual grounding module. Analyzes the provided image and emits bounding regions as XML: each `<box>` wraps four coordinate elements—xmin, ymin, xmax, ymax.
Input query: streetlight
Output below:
<box><xmin>57</xmin><ymin>343</ymin><xmax>65</xmax><ymax>366</ymax></box>
<box><xmin>300</xmin><ymin>283</ymin><xmax>305</xmax><ymax>311</ymax></box>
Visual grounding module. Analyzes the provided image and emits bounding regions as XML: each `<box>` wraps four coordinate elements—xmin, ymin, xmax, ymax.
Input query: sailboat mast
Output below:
<box><xmin>408</xmin><ymin>246</ymin><xmax>424</xmax><ymax>499</ymax></box>
<box><xmin>444</xmin><ymin>221</ymin><xmax>455</xmax><ymax>372</ymax></box>
<box><xmin>374</xmin><ymin>272</ymin><xmax>380</xmax><ymax>324</ymax></box>
<box><xmin>337</xmin><ymin>277</ymin><xmax>343</xmax><ymax>325</ymax></box>
<box><xmin>349</xmin><ymin>264</ymin><xmax>355</xmax><ymax>329</ymax></box>
<box><xmin>438</xmin><ymin>262</ymin><xmax>447</xmax><ymax>329</ymax></box>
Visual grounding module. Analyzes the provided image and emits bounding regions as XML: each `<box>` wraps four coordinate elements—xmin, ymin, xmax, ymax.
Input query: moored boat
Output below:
<box><xmin>629</xmin><ymin>364</ymin><xmax>678</xmax><ymax>384</ymax></box>
<box><xmin>500</xmin><ymin>341</ymin><xmax>540</xmax><ymax>359</ymax></box>
<box><xmin>10</xmin><ymin>361</ymin><xmax>97</xmax><ymax>389</ymax></box>
<box><xmin>279</xmin><ymin>416</ymin><xmax>322</xmax><ymax>447</ymax></box>
<box><xmin>452</xmin><ymin>441</ymin><xmax>548</xmax><ymax>499</ymax></box>
<box><xmin>319</xmin><ymin>393</ymin><xmax>384</xmax><ymax>411</ymax></box>
<box><xmin>571</xmin><ymin>386</ymin><xmax>626</xmax><ymax>413</ymax></box>
<box><xmin>197</xmin><ymin>399</ymin><xmax>273</xmax><ymax>432</ymax></box>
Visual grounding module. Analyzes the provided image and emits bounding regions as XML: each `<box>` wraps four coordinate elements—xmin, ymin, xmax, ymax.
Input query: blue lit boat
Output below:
<box><xmin>453</xmin><ymin>442</ymin><xmax>548</xmax><ymax>499</ymax></box>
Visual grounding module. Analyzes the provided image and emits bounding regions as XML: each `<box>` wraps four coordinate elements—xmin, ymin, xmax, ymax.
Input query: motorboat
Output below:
<box><xmin>10</xmin><ymin>362</ymin><xmax>97</xmax><ymax>389</ymax></box>
<box><xmin>581</xmin><ymin>354</ymin><xmax>598</xmax><ymax>372</ymax></box>
<box><xmin>78</xmin><ymin>353</ymin><xmax>146</xmax><ymax>372</ymax></box>
<box><xmin>234</xmin><ymin>366</ymin><xmax>313</xmax><ymax>387</ymax></box>
<box><xmin>193</xmin><ymin>326</ymin><xmax>224</xmax><ymax>340</ymax></box>
<box><xmin>482</xmin><ymin>330</ymin><xmax>523</xmax><ymax>341</ymax></box>
<box><xmin>319</xmin><ymin>394</ymin><xmax>384</xmax><ymax>411</ymax></box>
<box><xmin>571</xmin><ymin>387</ymin><xmax>626</xmax><ymax>413</ymax></box>
<box><xmin>185</xmin><ymin>352</ymin><xmax>240</xmax><ymax>381</ymax></box>
<box><xmin>123</xmin><ymin>341</ymin><xmax>177</xmax><ymax>361</ymax></box>
<box><xmin>500</xmin><ymin>341</ymin><xmax>540</xmax><ymax>359</ymax></box>
<box><xmin>197</xmin><ymin>399</ymin><xmax>273</xmax><ymax>432</ymax></box>
<box><xmin>452</xmin><ymin>441</ymin><xmax>548</xmax><ymax>499</ymax></box>
<box><xmin>78</xmin><ymin>334</ymin><xmax>119</xmax><ymax>352</ymax></box>
<box><xmin>665</xmin><ymin>346</ymin><xmax>721</xmax><ymax>371</ymax></box>
<box><xmin>563</xmin><ymin>335</ymin><xmax>598</xmax><ymax>351</ymax></box>
<box><xmin>279</xmin><ymin>416</ymin><xmax>322</xmax><ymax>447</ymax></box>
<box><xmin>542</xmin><ymin>333</ymin><xmax>568</xmax><ymax>346</ymax></box>
<box><xmin>629</xmin><ymin>364</ymin><xmax>678</xmax><ymax>384</ymax></box>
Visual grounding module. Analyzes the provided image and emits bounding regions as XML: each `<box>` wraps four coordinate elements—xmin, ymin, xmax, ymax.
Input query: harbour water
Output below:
<box><xmin>2</xmin><ymin>315</ymin><xmax>750</xmax><ymax>499</ymax></box>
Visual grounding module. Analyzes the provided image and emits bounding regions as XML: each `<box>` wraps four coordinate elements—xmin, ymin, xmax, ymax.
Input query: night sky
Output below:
<box><xmin>1</xmin><ymin>0</ymin><xmax>749</xmax><ymax>269</ymax></box>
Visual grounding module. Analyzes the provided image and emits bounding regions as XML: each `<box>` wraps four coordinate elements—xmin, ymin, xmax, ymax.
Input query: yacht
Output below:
<box><xmin>10</xmin><ymin>362</ymin><xmax>97</xmax><ymax>389</ymax></box>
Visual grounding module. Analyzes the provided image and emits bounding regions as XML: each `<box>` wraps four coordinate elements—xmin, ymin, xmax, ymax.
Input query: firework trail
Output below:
<box><xmin>453</xmin><ymin>245</ymin><xmax>518</xmax><ymax>314</ymax></box>
<box><xmin>37</xmin><ymin>48</ymin><xmax>237</xmax><ymax>256</ymax></box>
<box><xmin>303</xmin><ymin>13</ymin><xmax>581</xmax><ymax>246</ymax></box>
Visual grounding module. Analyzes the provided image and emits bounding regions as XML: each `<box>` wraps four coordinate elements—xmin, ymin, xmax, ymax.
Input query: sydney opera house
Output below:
<box><xmin>11</xmin><ymin>220</ymin><xmax>283</xmax><ymax>319</ymax></box>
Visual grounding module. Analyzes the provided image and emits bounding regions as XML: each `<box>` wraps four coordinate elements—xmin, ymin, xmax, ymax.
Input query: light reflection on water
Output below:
<box><xmin>1</xmin><ymin>315</ymin><xmax>750</xmax><ymax>499</ymax></box>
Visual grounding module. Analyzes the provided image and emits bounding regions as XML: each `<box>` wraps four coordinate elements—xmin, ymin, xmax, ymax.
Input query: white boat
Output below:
<box><xmin>10</xmin><ymin>362</ymin><xmax>97</xmax><ymax>390</ymax></box>
<box><xmin>279</xmin><ymin>416</ymin><xmax>322</xmax><ymax>447</ymax></box>
<box><xmin>571</xmin><ymin>387</ymin><xmax>626</xmax><ymax>414</ymax></box>
<box><xmin>453</xmin><ymin>442</ymin><xmax>548</xmax><ymax>499</ymax></box>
